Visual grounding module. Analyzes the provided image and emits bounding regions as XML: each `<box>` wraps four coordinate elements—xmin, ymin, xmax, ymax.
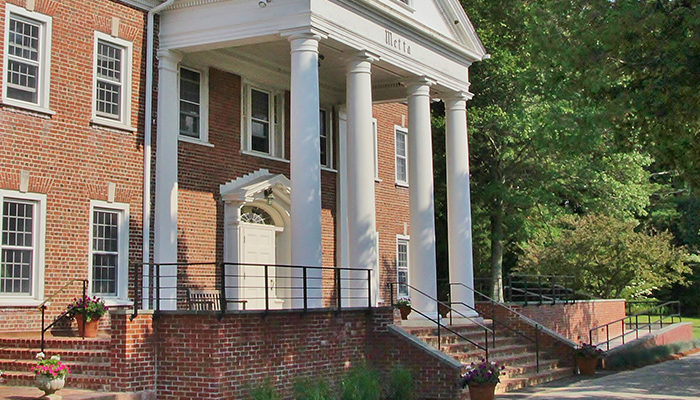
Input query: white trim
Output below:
<box><xmin>0</xmin><ymin>189</ymin><xmax>46</xmax><ymax>305</ymax></box>
<box><xmin>178</xmin><ymin>65</ymin><xmax>209</xmax><ymax>143</ymax></box>
<box><xmin>2</xmin><ymin>4</ymin><xmax>52</xmax><ymax>113</ymax></box>
<box><xmin>88</xmin><ymin>200</ymin><xmax>130</xmax><ymax>301</ymax></box>
<box><xmin>372</xmin><ymin>118</ymin><xmax>380</xmax><ymax>181</ymax></box>
<box><xmin>319</xmin><ymin>107</ymin><xmax>333</xmax><ymax>169</ymax></box>
<box><xmin>394</xmin><ymin>125</ymin><xmax>408</xmax><ymax>186</ymax></box>
<box><xmin>240</xmin><ymin>150</ymin><xmax>291</xmax><ymax>164</ymax></box>
<box><xmin>91</xmin><ymin>31</ymin><xmax>134</xmax><ymax>129</ymax></box>
<box><xmin>396</xmin><ymin>234</ymin><xmax>410</xmax><ymax>298</ymax></box>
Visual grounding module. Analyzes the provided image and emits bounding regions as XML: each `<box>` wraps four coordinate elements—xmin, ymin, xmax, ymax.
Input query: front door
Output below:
<box><xmin>240</xmin><ymin>223</ymin><xmax>277</xmax><ymax>309</ymax></box>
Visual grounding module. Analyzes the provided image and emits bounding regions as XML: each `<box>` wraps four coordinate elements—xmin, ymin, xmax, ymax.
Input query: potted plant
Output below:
<box><xmin>460</xmin><ymin>359</ymin><xmax>505</xmax><ymax>400</ymax></box>
<box><xmin>67</xmin><ymin>296</ymin><xmax>108</xmax><ymax>338</ymax></box>
<box><xmin>395</xmin><ymin>298</ymin><xmax>411</xmax><ymax>320</ymax></box>
<box><xmin>32</xmin><ymin>352</ymin><xmax>70</xmax><ymax>396</ymax></box>
<box><xmin>574</xmin><ymin>343</ymin><xmax>605</xmax><ymax>375</ymax></box>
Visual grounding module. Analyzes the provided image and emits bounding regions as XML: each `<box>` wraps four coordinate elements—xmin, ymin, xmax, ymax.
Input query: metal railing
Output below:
<box><xmin>132</xmin><ymin>262</ymin><xmax>373</xmax><ymax>318</ymax></box>
<box><xmin>38</xmin><ymin>279</ymin><xmax>88</xmax><ymax>353</ymax></box>
<box><xmin>390</xmin><ymin>282</ymin><xmax>492</xmax><ymax>361</ymax></box>
<box><xmin>589</xmin><ymin>301</ymin><xmax>682</xmax><ymax>350</ymax></box>
<box><xmin>506</xmin><ymin>274</ymin><xmax>586</xmax><ymax>305</ymax></box>
<box><xmin>449</xmin><ymin>282</ymin><xmax>542</xmax><ymax>372</ymax></box>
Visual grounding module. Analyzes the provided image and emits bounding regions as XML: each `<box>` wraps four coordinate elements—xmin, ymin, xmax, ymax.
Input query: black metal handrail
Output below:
<box><xmin>449</xmin><ymin>282</ymin><xmax>543</xmax><ymax>372</ymax></box>
<box><xmin>506</xmin><ymin>274</ymin><xmax>585</xmax><ymax>305</ymax></box>
<box><xmin>38</xmin><ymin>279</ymin><xmax>88</xmax><ymax>353</ymax></box>
<box><xmin>589</xmin><ymin>301</ymin><xmax>682</xmax><ymax>350</ymax></box>
<box><xmin>132</xmin><ymin>262</ymin><xmax>374</xmax><ymax>318</ymax></box>
<box><xmin>389</xmin><ymin>282</ymin><xmax>491</xmax><ymax>361</ymax></box>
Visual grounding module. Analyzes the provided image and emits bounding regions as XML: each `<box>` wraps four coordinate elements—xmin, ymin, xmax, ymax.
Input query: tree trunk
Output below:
<box><xmin>490</xmin><ymin>204</ymin><xmax>505</xmax><ymax>302</ymax></box>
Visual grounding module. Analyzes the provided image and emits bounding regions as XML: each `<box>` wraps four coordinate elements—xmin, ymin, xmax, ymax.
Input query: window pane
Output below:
<box><xmin>179</xmin><ymin>69</ymin><xmax>201</xmax><ymax>138</ymax></box>
<box><xmin>180</xmin><ymin>69</ymin><xmax>200</xmax><ymax>102</ymax></box>
<box><xmin>320</xmin><ymin>110</ymin><xmax>327</xmax><ymax>166</ymax></box>
<box><xmin>2</xmin><ymin>201</ymin><xmax>33</xmax><ymax>247</ymax></box>
<box><xmin>1</xmin><ymin>249</ymin><xmax>32</xmax><ymax>294</ymax></box>
<box><xmin>251</xmin><ymin>120</ymin><xmax>269</xmax><ymax>152</ymax></box>
<box><xmin>396</xmin><ymin>158</ymin><xmax>407</xmax><ymax>182</ymax></box>
<box><xmin>92</xmin><ymin>210</ymin><xmax>119</xmax><ymax>296</ymax></box>
<box><xmin>7</xmin><ymin>60</ymin><xmax>38</xmax><ymax>103</ymax></box>
<box><xmin>97</xmin><ymin>41</ymin><xmax>122</xmax><ymax>82</ymax></box>
<box><xmin>396</xmin><ymin>131</ymin><xmax>406</xmax><ymax>157</ymax></box>
<box><xmin>92</xmin><ymin>254</ymin><xmax>117</xmax><ymax>295</ymax></box>
<box><xmin>8</xmin><ymin>17</ymin><xmax>40</xmax><ymax>61</ymax></box>
<box><xmin>251</xmin><ymin>89</ymin><xmax>269</xmax><ymax>122</ymax></box>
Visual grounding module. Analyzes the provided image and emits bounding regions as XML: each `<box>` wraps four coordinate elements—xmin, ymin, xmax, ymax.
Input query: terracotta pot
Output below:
<box><xmin>576</xmin><ymin>355</ymin><xmax>599</xmax><ymax>375</ymax></box>
<box><xmin>75</xmin><ymin>314</ymin><xmax>100</xmax><ymax>338</ymax></box>
<box><xmin>398</xmin><ymin>305</ymin><xmax>411</xmax><ymax>320</ymax></box>
<box><xmin>468</xmin><ymin>383</ymin><xmax>496</xmax><ymax>400</ymax></box>
<box><xmin>35</xmin><ymin>375</ymin><xmax>65</xmax><ymax>395</ymax></box>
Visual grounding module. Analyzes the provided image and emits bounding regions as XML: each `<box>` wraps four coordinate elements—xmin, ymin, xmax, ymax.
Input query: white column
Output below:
<box><xmin>287</xmin><ymin>32</ymin><xmax>323</xmax><ymax>308</ymax></box>
<box><xmin>445</xmin><ymin>92</ymin><xmax>477</xmax><ymax>317</ymax></box>
<box><xmin>407</xmin><ymin>78</ymin><xmax>438</xmax><ymax>319</ymax></box>
<box><xmin>345</xmin><ymin>52</ymin><xmax>378</xmax><ymax>308</ymax></box>
<box><xmin>153</xmin><ymin>49</ymin><xmax>182</xmax><ymax>311</ymax></box>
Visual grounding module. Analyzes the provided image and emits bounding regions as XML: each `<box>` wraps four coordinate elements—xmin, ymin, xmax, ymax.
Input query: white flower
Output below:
<box><xmin>35</xmin><ymin>352</ymin><xmax>45</xmax><ymax>360</ymax></box>
<box><xmin>50</xmin><ymin>355</ymin><xmax>60</xmax><ymax>361</ymax></box>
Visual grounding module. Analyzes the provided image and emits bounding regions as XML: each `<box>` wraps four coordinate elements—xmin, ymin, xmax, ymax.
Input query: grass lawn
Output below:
<box><xmin>682</xmin><ymin>316</ymin><xmax>700</xmax><ymax>339</ymax></box>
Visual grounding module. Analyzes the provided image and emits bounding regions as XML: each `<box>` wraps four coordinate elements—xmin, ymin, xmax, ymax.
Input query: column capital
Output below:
<box><xmin>346</xmin><ymin>51</ymin><xmax>380</xmax><ymax>74</ymax></box>
<box><xmin>442</xmin><ymin>91</ymin><xmax>474</xmax><ymax>111</ymax></box>
<box><xmin>281</xmin><ymin>26</ymin><xmax>328</xmax><ymax>42</ymax></box>
<box><xmin>156</xmin><ymin>49</ymin><xmax>182</xmax><ymax>73</ymax></box>
<box><xmin>405</xmin><ymin>76</ymin><xmax>436</xmax><ymax>97</ymax></box>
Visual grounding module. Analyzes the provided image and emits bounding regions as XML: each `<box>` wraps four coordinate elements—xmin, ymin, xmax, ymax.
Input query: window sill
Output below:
<box><xmin>2</xmin><ymin>99</ymin><xmax>55</xmax><ymax>117</ymax></box>
<box><xmin>375</xmin><ymin>177</ymin><xmax>383</xmax><ymax>183</ymax></box>
<box><xmin>179</xmin><ymin>136</ymin><xmax>214</xmax><ymax>147</ymax></box>
<box><xmin>90</xmin><ymin>117</ymin><xmax>137</xmax><ymax>133</ymax></box>
<box><xmin>321</xmin><ymin>166</ymin><xmax>338</xmax><ymax>173</ymax></box>
<box><xmin>103</xmin><ymin>298</ymin><xmax>134</xmax><ymax>307</ymax></box>
<box><xmin>241</xmin><ymin>150</ymin><xmax>290</xmax><ymax>164</ymax></box>
<box><xmin>0</xmin><ymin>298</ymin><xmax>44</xmax><ymax>307</ymax></box>
<box><xmin>395</xmin><ymin>181</ymin><xmax>409</xmax><ymax>188</ymax></box>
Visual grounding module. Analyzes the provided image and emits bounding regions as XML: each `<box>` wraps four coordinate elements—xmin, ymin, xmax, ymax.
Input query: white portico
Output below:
<box><xmin>152</xmin><ymin>0</ymin><xmax>486</xmax><ymax>316</ymax></box>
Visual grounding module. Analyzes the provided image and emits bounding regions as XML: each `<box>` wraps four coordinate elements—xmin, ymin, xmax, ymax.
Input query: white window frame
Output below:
<box><xmin>91</xmin><ymin>31</ymin><xmax>133</xmax><ymax>131</ymax></box>
<box><xmin>241</xmin><ymin>81</ymin><xmax>286</xmax><ymax>161</ymax></box>
<box><xmin>178</xmin><ymin>66</ymin><xmax>210</xmax><ymax>145</ymax></box>
<box><xmin>372</xmin><ymin>118</ymin><xmax>380</xmax><ymax>181</ymax></box>
<box><xmin>396</xmin><ymin>235</ymin><xmax>409</xmax><ymax>298</ymax></box>
<box><xmin>2</xmin><ymin>4</ymin><xmax>53</xmax><ymax>115</ymax></box>
<box><xmin>88</xmin><ymin>200</ymin><xmax>129</xmax><ymax>304</ymax></box>
<box><xmin>320</xmin><ymin>107</ymin><xmax>333</xmax><ymax>169</ymax></box>
<box><xmin>394</xmin><ymin>125</ymin><xmax>409</xmax><ymax>186</ymax></box>
<box><xmin>0</xmin><ymin>189</ymin><xmax>46</xmax><ymax>306</ymax></box>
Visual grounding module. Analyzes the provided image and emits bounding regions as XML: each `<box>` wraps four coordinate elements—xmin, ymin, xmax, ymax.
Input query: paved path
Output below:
<box><xmin>501</xmin><ymin>352</ymin><xmax>700</xmax><ymax>399</ymax></box>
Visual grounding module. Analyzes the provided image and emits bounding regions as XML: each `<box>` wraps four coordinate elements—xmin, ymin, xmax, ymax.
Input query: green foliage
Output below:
<box><xmin>339</xmin><ymin>364</ymin><xmax>381</xmax><ymax>400</ymax></box>
<box><xmin>605</xmin><ymin>340</ymin><xmax>700</xmax><ymax>370</ymax></box>
<box><xmin>249</xmin><ymin>381</ymin><xmax>281</xmax><ymax>400</ymax></box>
<box><xmin>386</xmin><ymin>364</ymin><xmax>414</xmax><ymax>400</ymax></box>
<box><xmin>294</xmin><ymin>378</ymin><xmax>333</xmax><ymax>400</ymax></box>
<box><xmin>520</xmin><ymin>214</ymin><xmax>691</xmax><ymax>299</ymax></box>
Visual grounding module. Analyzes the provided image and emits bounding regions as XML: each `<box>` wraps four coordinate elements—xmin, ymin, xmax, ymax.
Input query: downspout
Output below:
<box><xmin>143</xmin><ymin>0</ymin><xmax>176</xmax><ymax>268</ymax></box>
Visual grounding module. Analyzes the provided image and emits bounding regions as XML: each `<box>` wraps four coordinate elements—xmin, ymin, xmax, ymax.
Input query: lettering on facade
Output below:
<box><xmin>385</xmin><ymin>30</ymin><xmax>412</xmax><ymax>55</ymax></box>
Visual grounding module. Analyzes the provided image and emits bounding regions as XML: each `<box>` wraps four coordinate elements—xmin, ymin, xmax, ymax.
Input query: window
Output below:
<box><xmin>179</xmin><ymin>67</ymin><xmax>209</xmax><ymax>142</ymax></box>
<box><xmin>320</xmin><ymin>109</ymin><xmax>333</xmax><ymax>168</ymax></box>
<box><xmin>395</xmin><ymin>126</ymin><xmax>408</xmax><ymax>185</ymax></box>
<box><xmin>2</xmin><ymin>5</ymin><xmax>52</xmax><ymax>111</ymax></box>
<box><xmin>242</xmin><ymin>83</ymin><xmax>284</xmax><ymax>159</ymax></box>
<box><xmin>0</xmin><ymin>190</ymin><xmax>45</xmax><ymax>303</ymax></box>
<box><xmin>90</xmin><ymin>202</ymin><xmax>128</xmax><ymax>299</ymax></box>
<box><xmin>92</xmin><ymin>32</ymin><xmax>132</xmax><ymax>128</ymax></box>
<box><xmin>396</xmin><ymin>237</ymin><xmax>409</xmax><ymax>297</ymax></box>
<box><xmin>372</xmin><ymin>119</ymin><xmax>379</xmax><ymax>180</ymax></box>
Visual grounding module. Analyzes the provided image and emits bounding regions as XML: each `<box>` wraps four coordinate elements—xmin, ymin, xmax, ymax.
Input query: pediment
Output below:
<box><xmin>220</xmin><ymin>169</ymin><xmax>291</xmax><ymax>204</ymax></box>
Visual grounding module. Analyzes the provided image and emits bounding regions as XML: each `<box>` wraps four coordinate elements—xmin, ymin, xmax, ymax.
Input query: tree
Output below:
<box><xmin>519</xmin><ymin>214</ymin><xmax>691</xmax><ymax>299</ymax></box>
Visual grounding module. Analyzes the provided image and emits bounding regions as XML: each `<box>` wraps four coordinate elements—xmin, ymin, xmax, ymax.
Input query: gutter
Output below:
<box><xmin>143</xmin><ymin>0</ymin><xmax>176</xmax><ymax>267</ymax></box>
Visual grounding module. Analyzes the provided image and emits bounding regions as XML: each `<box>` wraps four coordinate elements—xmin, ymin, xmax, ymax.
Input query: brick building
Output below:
<box><xmin>0</xmin><ymin>0</ymin><xmax>499</xmax><ymax>397</ymax></box>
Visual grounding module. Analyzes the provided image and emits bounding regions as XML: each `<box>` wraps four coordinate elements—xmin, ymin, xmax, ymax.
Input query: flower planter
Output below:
<box><xmin>75</xmin><ymin>314</ymin><xmax>100</xmax><ymax>338</ymax></box>
<box><xmin>35</xmin><ymin>375</ymin><xmax>65</xmax><ymax>396</ymax></box>
<box><xmin>398</xmin><ymin>305</ymin><xmax>411</xmax><ymax>320</ymax></box>
<box><xmin>468</xmin><ymin>383</ymin><xmax>496</xmax><ymax>400</ymax></box>
<box><xmin>576</xmin><ymin>356</ymin><xmax>599</xmax><ymax>375</ymax></box>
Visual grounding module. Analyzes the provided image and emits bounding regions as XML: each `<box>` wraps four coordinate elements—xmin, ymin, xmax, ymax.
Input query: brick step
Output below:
<box><xmin>412</xmin><ymin>330</ymin><xmax>505</xmax><ymax>346</ymax></box>
<box><xmin>424</xmin><ymin>334</ymin><xmax>521</xmax><ymax>349</ymax></box>
<box><xmin>496</xmin><ymin>367</ymin><xmax>574</xmax><ymax>393</ymax></box>
<box><xmin>2</xmin><ymin>370</ymin><xmax>112</xmax><ymax>391</ymax></box>
<box><xmin>500</xmin><ymin>359</ymin><xmax>562</xmax><ymax>378</ymax></box>
<box><xmin>453</xmin><ymin>350</ymin><xmax>539</xmax><ymax>366</ymax></box>
<box><xmin>0</xmin><ymin>359</ymin><xmax>114</xmax><ymax>376</ymax></box>
<box><xmin>437</xmin><ymin>339</ymin><xmax>527</xmax><ymax>356</ymax></box>
<box><xmin>403</xmin><ymin>324</ymin><xmax>494</xmax><ymax>338</ymax></box>
<box><xmin>0</xmin><ymin>336</ymin><xmax>111</xmax><ymax>351</ymax></box>
<box><xmin>0</xmin><ymin>347</ymin><xmax>111</xmax><ymax>363</ymax></box>
<box><xmin>449</xmin><ymin>344</ymin><xmax>534</xmax><ymax>362</ymax></box>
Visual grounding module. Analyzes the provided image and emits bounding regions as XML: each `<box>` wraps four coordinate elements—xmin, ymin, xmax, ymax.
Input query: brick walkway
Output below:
<box><xmin>500</xmin><ymin>351</ymin><xmax>700</xmax><ymax>399</ymax></box>
<box><xmin>0</xmin><ymin>385</ymin><xmax>150</xmax><ymax>399</ymax></box>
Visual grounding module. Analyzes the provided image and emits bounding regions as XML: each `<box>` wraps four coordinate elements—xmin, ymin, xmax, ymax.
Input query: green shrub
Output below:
<box><xmin>340</xmin><ymin>364</ymin><xmax>382</xmax><ymax>400</ymax></box>
<box><xmin>294</xmin><ymin>378</ymin><xmax>333</xmax><ymax>400</ymax></box>
<box><xmin>386</xmin><ymin>364</ymin><xmax>414</xmax><ymax>400</ymax></box>
<box><xmin>605</xmin><ymin>340</ymin><xmax>699</xmax><ymax>369</ymax></box>
<box><xmin>249</xmin><ymin>380</ymin><xmax>281</xmax><ymax>400</ymax></box>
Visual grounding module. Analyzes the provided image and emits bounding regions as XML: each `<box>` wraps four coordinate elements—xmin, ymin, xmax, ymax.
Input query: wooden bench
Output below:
<box><xmin>186</xmin><ymin>288</ymin><xmax>247</xmax><ymax>311</ymax></box>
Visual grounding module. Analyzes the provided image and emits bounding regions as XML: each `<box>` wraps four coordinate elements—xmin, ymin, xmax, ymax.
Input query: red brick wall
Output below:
<box><xmin>507</xmin><ymin>300</ymin><xmax>626</xmax><ymax>344</ymax></box>
<box><xmin>111</xmin><ymin>309</ymin><xmax>461</xmax><ymax>399</ymax></box>
<box><xmin>0</xmin><ymin>0</ymin><xmax>147</xmax><ymax>331</ymax></box>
